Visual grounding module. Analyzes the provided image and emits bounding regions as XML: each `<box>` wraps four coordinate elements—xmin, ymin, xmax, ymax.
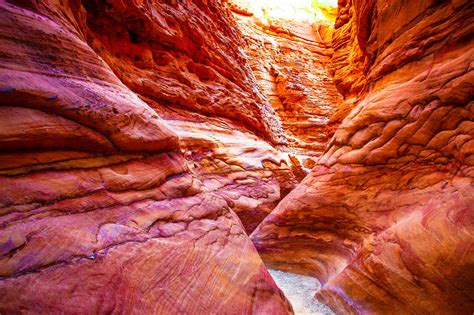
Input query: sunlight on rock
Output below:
<box><xmin>236</xmin><ymin>0</ymin><xmax>338</xmax><ymax>22</ymax></box>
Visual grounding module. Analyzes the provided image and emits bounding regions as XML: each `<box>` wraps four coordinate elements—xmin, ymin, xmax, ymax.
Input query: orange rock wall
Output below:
<box><xmin>0</xmin><ymin>0</ymin><xmax>293</xmax><ymax>313</ymax></box>
<box><xmin>229</xmin><ymin>0</ymin><xmax>344</xmax><ymax>158</ymax></box>
<box><xmin>2</xmin><ymin>0</ymin><xmax>472</xmax><ymax>313</ymax></box>
<box><xmin>252</xmin><ymin>0</ymin><xmax>474</xmax><ymax>313</ymax></box>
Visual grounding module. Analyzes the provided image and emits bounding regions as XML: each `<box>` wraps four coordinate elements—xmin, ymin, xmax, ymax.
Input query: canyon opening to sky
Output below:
<box><xmin>0</xmin><ymin>0</ymin><xmax>472</xmax><ymax>314</ymax></box>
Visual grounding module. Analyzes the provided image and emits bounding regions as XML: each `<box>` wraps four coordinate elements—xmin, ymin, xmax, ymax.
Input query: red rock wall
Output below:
<box><xmin>229</xmin><ymin>1</ymin><xmax>344</xmax><ymax>159</ymax></box>
<box><xmin>0</xmin><ymin>0</ymin><xmax>293</xmax><ymax>313</ymax></box>
<box><xmin>79</xmin><ymin>0</ymin><xmax>286</xmax><ymax>145</ymax></box>
<box><xmin>252</xmin><ymin>0</ymin><xmax>474</xmax><ymax>313</ymax></box>
<box><xmin>77</xmin><ymin>0</ymin><xmax>299</xmax><ymax>233</ymax></box>
<box><xmin>327</xmin><ymin>0</ymin><xmax>371</xmax><ymax>131</ymax></box>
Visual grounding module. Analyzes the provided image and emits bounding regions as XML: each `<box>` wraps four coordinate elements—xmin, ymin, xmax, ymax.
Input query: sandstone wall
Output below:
<box><xmin>0</xmin><ymin>0</ymin><xmax>293</xmax><ymax>312</ymax></box>
<box><xmin>252</xmin><ymin>0</ymin><xmax>474</xmax><ymax>313</ymax></box>
<box><xmin>76</xmin><ymin>0</ymin><xmax>299</xmax><ymax>233</ymax></box>
<box><xmin>229</xmin><ymin>0</ymin><xmax>344</xmax><ymax>160</ymax></box>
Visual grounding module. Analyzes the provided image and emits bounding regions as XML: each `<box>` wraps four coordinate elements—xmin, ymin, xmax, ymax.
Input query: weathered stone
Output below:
<box><xmin>252</xmin><ymin>0</ymin><xmax>474</xmax><ymax>313</ymax></box>
<box><xmin>0</xmin><ymin>1</ymin><xmax>293</xmax><ymax>313</ymax></box>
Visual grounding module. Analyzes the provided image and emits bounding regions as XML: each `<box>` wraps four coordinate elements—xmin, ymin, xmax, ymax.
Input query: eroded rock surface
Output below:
<box><xmin>2</xmin><ymin>0</ymin><xmax>472</xmax><ymax>313</ymax></box>
<box><xmin>77</xmin><ymin>0</ymin><xmax>299</xmax><ymax>233</ymax></box>
<box><xmin>0</xmin><ymin>0</ymin><xmax>293</xmax><ymax>313</ymax></box>
<box><xmin>229</xmin><ymin>0</ymin><xmax>343</xmax><ymax>161</ymax></box>
<box><xmin>252</xmin><ymin>0</ymin><xmax>474</xmax><ymax>313</ymax></box>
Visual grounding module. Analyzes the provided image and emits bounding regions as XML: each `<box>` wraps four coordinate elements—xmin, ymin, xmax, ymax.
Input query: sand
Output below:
<box><xmin>269</xmin><ymin>269</ymin><xmax>335</xmax><ymax>315</ymax></box>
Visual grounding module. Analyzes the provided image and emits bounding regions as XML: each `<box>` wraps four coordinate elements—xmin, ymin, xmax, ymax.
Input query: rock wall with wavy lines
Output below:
<box><xmin>2</xmin><ymin>0</ymin><xmax>472</xmax><ymax>313</ymax></box>
<box><xmin>0</xmin><ymin>0</ymin><xmax>294</xmax><ymax>313</ymax></box>
<box><xmin>252</xmin><ymin>0</ymin><xmax>474</xmax><ymax>313</ymax></box>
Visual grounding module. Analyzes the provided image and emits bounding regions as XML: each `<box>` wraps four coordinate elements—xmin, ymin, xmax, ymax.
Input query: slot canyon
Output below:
<box><xmin>0</xmin><ymin>0</ymin><xmax>472</xmax><ymax>313</ymax></box>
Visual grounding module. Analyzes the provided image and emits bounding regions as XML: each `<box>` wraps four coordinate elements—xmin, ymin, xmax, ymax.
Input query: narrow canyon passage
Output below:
<box><xmin>0</xmin><ymin>0</ymin><xmax>473</xmax><ymax>314</ymax></box>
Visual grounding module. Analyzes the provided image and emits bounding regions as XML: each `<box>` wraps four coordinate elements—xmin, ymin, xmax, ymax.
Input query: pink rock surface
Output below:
<box><xmin>2</xmin><ymin>0</ymin><xmax>472</xmax><ymax>313</ymax></box>
<box><xmin>0</xmin><ymin>0</ymin><xmax>292</xmax><ymax>313</ymax></box>
<box><xmin>252</xmin><ymin>0</ymin><xmax>474</xmax><ymax>313</ymax></box>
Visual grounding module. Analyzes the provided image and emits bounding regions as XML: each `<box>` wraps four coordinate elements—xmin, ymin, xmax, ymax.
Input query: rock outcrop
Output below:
<box><xmin>252</xmin><ymin>0</ymin><xmax>474</xmax><ymax>313</ymax></box>
<box><xmin>0</xmin><ymin>0</ymin><xmax>293</xmax><ymax>313</ymax></box>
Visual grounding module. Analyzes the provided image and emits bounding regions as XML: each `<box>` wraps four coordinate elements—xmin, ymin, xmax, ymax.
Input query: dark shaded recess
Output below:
<box><xmin>128</xmin><ymin>30</ymin><xmax>141</xmax><ymax>44</ymax></box>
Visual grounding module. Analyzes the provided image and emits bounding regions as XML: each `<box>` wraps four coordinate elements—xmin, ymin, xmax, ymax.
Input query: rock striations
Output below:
<box><xmin>252</xmin><ymin>0</ymin><xmax>474</xmax><ymax>313</ymax></box>
<box><xmin>0</xmin><ymin>0</ymin><xmax>294</xmax><ymax>313</ymax></box>
<box><xmin>228</xmin><ymin>0</ymin><xmax>344</xmax><ymax>159</ymax></box>
<box><xmin>1</xmin><ymin>0</ymin><xmax>473</xmax><ymax>314</ymax></box>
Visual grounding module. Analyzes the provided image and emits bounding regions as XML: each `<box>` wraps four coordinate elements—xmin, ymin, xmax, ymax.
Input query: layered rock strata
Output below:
<box><xmin>0</xmin><ymin>0</ymin><xmax>293</xmax><ymax>313</ymax></box>
<box><xmin>78</xmin><ymin>0</ymin><xmax>299</xmax><ymax>233</ymax></box>
<box><xmin>252</xmin><ymin>0</ymin><xmax>474</xmax><ymax>313</ymax></box>
<box><xmin>228</xmin><ymin>0</ymin><xmax>344</xmax><ymax>161</ymax></box>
